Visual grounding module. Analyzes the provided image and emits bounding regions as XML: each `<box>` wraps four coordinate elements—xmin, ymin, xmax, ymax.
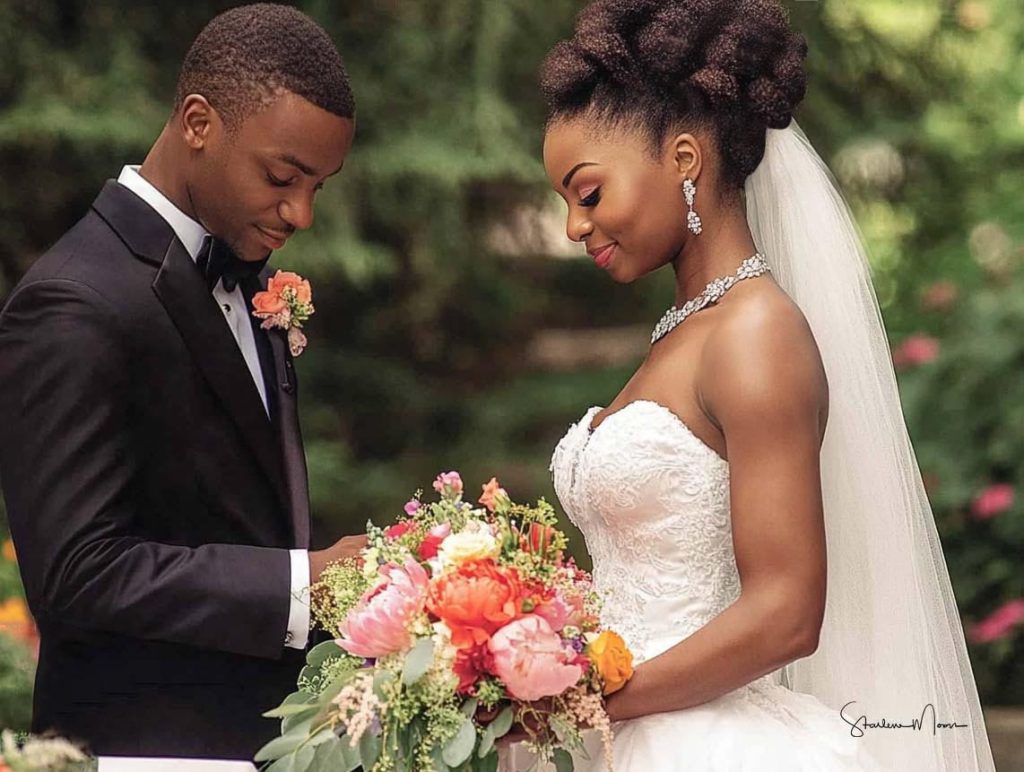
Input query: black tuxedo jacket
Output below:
<box><xmin>0</xmin><ymin>181</ymin><xmax>312</xmax><ymax>759</ymax></box>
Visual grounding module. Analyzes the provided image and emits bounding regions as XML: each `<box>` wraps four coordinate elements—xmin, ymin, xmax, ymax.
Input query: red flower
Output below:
<box><xmin>452</xmin><ymin>642</ymin><xmax>495</xmax><ymax>694</ymax></box>
<box><xmin>384</xmin><ymin>521</ymin><xmax>415</xmax><ymax>540</ymax></box>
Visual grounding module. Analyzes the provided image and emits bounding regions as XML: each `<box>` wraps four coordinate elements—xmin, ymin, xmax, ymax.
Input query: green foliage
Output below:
<box><xmin>897</xmin><ymin>271</ymin><xmax>1024</xmax><ymax>704</ymax></box>
<box><xmin>0</xmin><ymin>633</ymin><xmax>34</xmax><ymax>731</ymax></box>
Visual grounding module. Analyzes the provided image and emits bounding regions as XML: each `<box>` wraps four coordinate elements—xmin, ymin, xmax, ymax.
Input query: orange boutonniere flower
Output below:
<box><xmin>251</xmin><ymin>270</ymin><xmax>315</xmax><ymax>356</ymax></box>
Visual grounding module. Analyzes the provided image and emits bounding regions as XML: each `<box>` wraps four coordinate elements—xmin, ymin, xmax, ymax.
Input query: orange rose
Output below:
<box><xmin>251</xmin><ymin>290</ymin><xmax>288</xmax><ymax>315</ymax></box>
<box><xmin>586</xmin><ymin>630</ymin><xmax>634</xmax><ymax>696</ymax></box>
<box><xmin>268</xmin><ymin>270</ymin><xmax>312</xmax><ymax>305</ymax></box>
<box><xmin>426</xmin><ymin>560</ymin><xmax>523</xmax><ymax>649</ymax></box>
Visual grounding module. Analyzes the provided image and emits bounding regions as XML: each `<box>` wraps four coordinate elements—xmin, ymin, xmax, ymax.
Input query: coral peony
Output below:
<box><xmin>488</xmin><ymin>615</ymin><xmax>584</xmax><ymax>701</ymax></box>
<box><xmin>426</xmin><ymin>560</ymin><xmax>523</xmax><ymax>649</ymax></box>
<box><xmin>337</xmin><ymin>559</ymin><xmax>429</xmax><ymax>658</ymax></box>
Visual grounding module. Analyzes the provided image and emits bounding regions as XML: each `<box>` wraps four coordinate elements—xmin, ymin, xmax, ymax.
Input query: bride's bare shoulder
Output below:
<box><xmin>699</xmin><ymin>281</ymin><xmax>828</xmax><ymax>426</ymax></box>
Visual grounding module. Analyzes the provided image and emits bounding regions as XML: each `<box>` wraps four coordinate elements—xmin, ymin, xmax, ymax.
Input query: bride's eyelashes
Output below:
<box><xmin>578</xmin><ymin>186</ymin><xmax>601</xmax><ymax>207</ymax></box>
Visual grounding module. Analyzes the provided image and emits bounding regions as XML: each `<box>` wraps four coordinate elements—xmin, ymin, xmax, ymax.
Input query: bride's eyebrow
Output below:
<box><xmin>562</xmin><ymin>162</ymin><xmax>599</xmax><ymax>189</ymax></box>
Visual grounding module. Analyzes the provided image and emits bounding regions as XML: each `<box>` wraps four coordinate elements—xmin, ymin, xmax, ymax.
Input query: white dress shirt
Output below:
<box><xmin>117</xmin><ymin>166</ymin><xmax>310</xmax><ymax>650</ymax></box>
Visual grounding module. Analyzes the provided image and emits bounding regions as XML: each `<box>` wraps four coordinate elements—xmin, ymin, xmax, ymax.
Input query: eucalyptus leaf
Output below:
<box><xmin>477</xmin><ymin>724</ymin><xmax>495</xmax><ymax>758</ymax></box>
<box><xmin>459</xmin><ymin>697</ymin><xmax>479</xmax><ymax>718</ymax></box>
<box><xmin>293</xmin><ymin>745</ymin><xmax>316</xmax><ymax>769</ymax></box>
<box><xmin>373</xmin><ymin>669</ymin><xmax>397</xmax><ymax>700</ymax></box>
<box><xmin>552</xmin><ymin>747</ymin><xmax>574</xmax><ymax>772</ymax></box>
<box><xmin>401</xmin><ymin>636</ymin><xmax>435</xmax><ymax>686</ymax></box>
<box><xmin>490</xmin><ymin>706</ymin><xmax>514</xmax><ymax>739</ymax></box>
<box><xmin>442</xmin><ymin>717</ymin><xmax>477</xmax><ymax>767</ymax></box>
<box><xmin>255</xmin><ymin>720</ymin><xmax>312</xmax><ymax>762</ymax></box>
<box><xmin>307</xmin><ymin>639</ymin><xmax>344</xmax><ymax>668</ymax></box>
<box><xmin>359</xmin><ymin>730</ymin><xmax>382</xmax><ymax>771</ymax></box>
<box><xmin>311</xmin><ymin>736</ymin><xmax>346</xmax><ymax>772</ymax></box>
<box><xmin>476</xmin><ymin>750</ymin><xmax>499</xmax><ymax>772</ymax></box>
<box><xmin>340</xmin><ymin>736</ymin><xmax>362</xmax><ymax>772</ymax></box>
<box><xmin>266</xmin><ymin>754</ymin><xmax>296</xmax><ymax>772</ymax></box>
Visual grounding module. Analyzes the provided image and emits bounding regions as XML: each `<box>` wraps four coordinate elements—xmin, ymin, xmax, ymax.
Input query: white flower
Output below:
<box><xmin>437</xmin><ymin>521</ymin><xmax>499</xmax><ymax>568</ymax></box>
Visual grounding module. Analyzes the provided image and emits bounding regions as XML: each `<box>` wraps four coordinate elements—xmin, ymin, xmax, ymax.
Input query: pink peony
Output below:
<box><xmin>971</xmin><ymin>484</ymin><xmax>1015</xmax><ymax>520</ymax></box>
<box><xmin>970</xmin><ymin>599</ymin><xmax>1024</xmax><ymax>643</ymax></box>
<box><xmin>433</xmin><ymin>471</ymin><xmax>464</xmax><ymax>496</ymax></box>
<box><xmin>488</xmin><ymin>615</ymin><xmax>584</xmax><ymax>701</ymax></box>
<box><xmin>533</xmin><ymin>592</ymin><xmax>571</xmax><ymax>632</ymax></box>
<box><xmin>892</xmin><ymin>334</ymin><xmax>940</xmax><ymax>369</ymax></box>
<box><xmin>337</xmin><ymin>559</ymin><xmax>429</xmax><ymax>658</ymax></box>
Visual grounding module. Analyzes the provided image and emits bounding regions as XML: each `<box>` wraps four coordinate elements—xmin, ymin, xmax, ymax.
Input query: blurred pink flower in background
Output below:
<box><xmin>920</xmin><ymin>280</ymin><xmax>959</xmax><ymax>312</ymax></box>
<box><xmin>970</xmin><ymin>600</ymin><xmax>1024</xmax><ymax>643</ymax></box>
<box><xmin>488</xmin><ymin>614</ymin><xmax>584</xmax><ymax>701</ymax></box>
<box><xmin>892</xmin><ymin>334</ymin><xmax>940</xmax><ymax>369</ymax></box>
<box><xmin>971</xmin><ymin>484</ymin><xmax>1015</xmax><ymax>520</ymax></box>
<box><xmin>403</xmin><ymin>498</ymin><xmax>420</xmax><ymax>516</ymax></box>
<box><xmin>337</xmin><ymin>559</ymin><xmax>429</xmax><ymax>658</ymax></box>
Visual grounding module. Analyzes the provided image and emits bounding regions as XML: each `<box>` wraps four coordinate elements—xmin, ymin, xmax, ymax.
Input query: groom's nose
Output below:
<box><xmin>279</xmin><ymin>192</ymin><xmax>315</xmax><ymax>231</ymax></box>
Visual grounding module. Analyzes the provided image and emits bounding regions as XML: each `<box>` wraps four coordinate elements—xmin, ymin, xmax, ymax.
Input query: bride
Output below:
<box><xmin>508</xmin><ymin>0</ymin><xmax>996</xmax><ymax>769</ymax></box>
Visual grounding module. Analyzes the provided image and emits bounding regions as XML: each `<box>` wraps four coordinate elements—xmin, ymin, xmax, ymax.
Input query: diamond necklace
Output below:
<box><xmin>650</xmin><ymin>252</ymin><xmax>771</xmax><ymax>346</ymax></box>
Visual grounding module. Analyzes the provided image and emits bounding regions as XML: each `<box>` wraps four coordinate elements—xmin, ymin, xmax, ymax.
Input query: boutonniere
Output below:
<box><xmin>252</xmin><ymin>270</ymin><xmax>315</xmax><ymax>356</ymax></box>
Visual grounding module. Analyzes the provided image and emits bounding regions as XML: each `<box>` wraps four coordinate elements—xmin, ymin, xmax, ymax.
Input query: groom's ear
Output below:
<box><xmin>177</xmin><ymin>94</ymin><xmax>221</xmax><ymax>151</ymax></box>
<box><xmin>669</xmin><ymin>132</ymin><xmax>703</xmax><ymax>183</ymax></box>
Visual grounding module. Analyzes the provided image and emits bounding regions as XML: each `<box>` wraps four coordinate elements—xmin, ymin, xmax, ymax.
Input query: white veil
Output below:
<box><xmin>745</xmin><ymin>120</ymin><xmax>995</xmax><ymax>770</ymax></box>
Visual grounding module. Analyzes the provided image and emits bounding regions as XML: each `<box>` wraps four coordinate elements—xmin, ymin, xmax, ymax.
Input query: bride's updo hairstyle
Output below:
<box><xmin>541</xmin><ymin>0</ymin><xmax>808</xmax><ymax>191</ymax></box>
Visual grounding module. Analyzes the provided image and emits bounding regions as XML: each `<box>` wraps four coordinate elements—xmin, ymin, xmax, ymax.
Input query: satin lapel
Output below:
<box><xmin>151</xmin><ymin>238</ymin><xmax>289</xmax><ymax>514</ymax></box>
<box><xmin>265</xmin><ymin>326</ymin><xmax>311</xmax><ymax>549</ymax></box>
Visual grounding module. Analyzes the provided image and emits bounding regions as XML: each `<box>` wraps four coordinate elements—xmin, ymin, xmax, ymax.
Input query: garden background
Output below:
<box><xmin>0</xmin><ymin>0</ymin><xmax>1021</xmax><ymax>762</ymax></box>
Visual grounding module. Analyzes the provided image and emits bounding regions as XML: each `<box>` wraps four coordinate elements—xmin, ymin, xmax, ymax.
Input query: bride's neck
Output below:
<box><xmin>671</xmin><ymin>199</ymin><xmax>759</xmax><ymax>305</ymax></box>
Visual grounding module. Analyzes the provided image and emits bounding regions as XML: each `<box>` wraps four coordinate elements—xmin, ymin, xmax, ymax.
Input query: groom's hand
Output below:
<box><xmin>309</xmin><ymin>534</ymin><xmax>368</xmax><ymax>584</ymax></box>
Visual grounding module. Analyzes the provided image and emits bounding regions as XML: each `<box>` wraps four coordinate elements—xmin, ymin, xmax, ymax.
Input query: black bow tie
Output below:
<box><xmin>196</xmin><ymin>236</ymin><xmax>268</xmax><ymax>293</ymax></box>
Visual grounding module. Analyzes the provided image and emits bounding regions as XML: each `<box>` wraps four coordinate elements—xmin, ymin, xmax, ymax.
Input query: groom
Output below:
<box><xmin>0</xmin><ymin>4</ymin><xmax>365</xmax><ymax>760</ymax></box>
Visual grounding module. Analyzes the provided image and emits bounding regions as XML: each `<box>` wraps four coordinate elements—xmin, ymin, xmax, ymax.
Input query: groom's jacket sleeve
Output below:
<box><xmin>0</xmin><ymin>278</ymin><xmax>292</xmax><ymax>660</ymax></box>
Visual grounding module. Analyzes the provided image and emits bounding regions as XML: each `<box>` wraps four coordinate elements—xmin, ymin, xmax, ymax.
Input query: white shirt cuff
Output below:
<box><xmin>285</xmin><ymin>549</ymin><xmax>310</xmax><ymax>649</ymax></box>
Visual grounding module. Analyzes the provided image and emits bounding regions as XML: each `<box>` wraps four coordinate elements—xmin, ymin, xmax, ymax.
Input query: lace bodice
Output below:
<box><xmin>551</xmin><ymin>400</ymin><xmax>741</xmax><ymax>664</ymax></box>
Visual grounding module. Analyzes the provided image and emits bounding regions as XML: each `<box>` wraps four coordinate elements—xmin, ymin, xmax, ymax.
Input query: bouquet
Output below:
<box><xmin>257</xmin><ymin>472</ymin><xmax>634</xmax><ymax>771</ymax></box>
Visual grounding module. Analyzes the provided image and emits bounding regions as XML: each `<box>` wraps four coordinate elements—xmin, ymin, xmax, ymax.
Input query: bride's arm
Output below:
<box><xmin>606</xmin><ymin>298</ymin><xmax>830</xmax><ymax>723</ymax></box>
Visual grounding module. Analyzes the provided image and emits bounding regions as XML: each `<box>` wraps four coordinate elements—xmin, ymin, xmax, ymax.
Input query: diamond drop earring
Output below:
<box><xmin>683</xmin><ymin>177</ymin><xmax>702</xmax><ymax>235</ymax></box>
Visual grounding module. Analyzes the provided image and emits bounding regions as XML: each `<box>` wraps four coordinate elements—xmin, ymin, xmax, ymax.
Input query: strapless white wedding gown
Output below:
<box><xmin>540</xmin><ymin>401</ymin><xmax>882</xmax><ymax>771</ymax></box>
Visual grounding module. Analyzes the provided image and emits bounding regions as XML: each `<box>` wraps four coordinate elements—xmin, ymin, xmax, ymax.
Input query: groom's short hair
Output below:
<box><xmin>173</xmin><ymin>3</ymin><xmax>355</xmax><ymax>128</ymax></box>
